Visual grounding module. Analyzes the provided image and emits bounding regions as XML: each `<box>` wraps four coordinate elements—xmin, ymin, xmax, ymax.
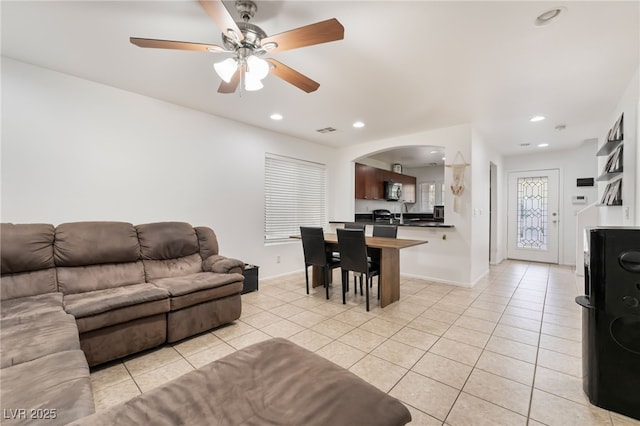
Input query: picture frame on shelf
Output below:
<box><xmin>603</xmin><ymin>144</ymin><xmax>623</xmax><ymax>174</ymax></box>
<box><xmin>607</xmin><ymin>113</ymin><xmax>624</xmax><ymax>142</ymax></box>
<box><xmin>601</xmin><ymin>178</ymin><xmax>622</xmax><ymax>206</ymax></box>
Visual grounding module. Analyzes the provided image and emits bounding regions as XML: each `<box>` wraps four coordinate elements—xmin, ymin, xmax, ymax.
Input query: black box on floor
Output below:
<box><xmin>242</xmin><ymin>264</ymin><xmax>259</xmax><ymax>294</ymax></box>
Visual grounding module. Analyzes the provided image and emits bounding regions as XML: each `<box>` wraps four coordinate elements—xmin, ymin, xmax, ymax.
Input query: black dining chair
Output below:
<box><xmin>300</xmin><ymin>227</ymin><xmax>341</xmax><ymax>300</ymax></box>
<box><xmin>344</xmin><ymin>222</ymin><xmax>366</xmax><ymax>231</ymax></box>
<box><xmin>336</xmin><ymin>228</ymin><xmax>380</xmax><ymax>311</ymax></box>
<box><xmin>372</xmin><ymin>224</ymin><xmax>398</xmax><ymax>238</ymax></box>
<box><xmin>336</xmin><ymin>222</ymin><xmax>365</xmax><ymax>291</ymax></box>
<box><xmin>369</xmin><ymin>225</ymin><xmax>397</xmax><ymax>292</ymax></box>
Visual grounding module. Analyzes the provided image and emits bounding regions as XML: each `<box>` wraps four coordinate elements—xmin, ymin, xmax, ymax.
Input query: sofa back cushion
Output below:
<box><xmin>55</xmin><ymin>222</ymin><xmax>140</xmax><ymax>266</ymax></box>
<box><xmin>0</xmin><ymin>223</ymin><xmax>57</xmax><ymax>300</ymax></box>
<box><xmin>195</xmin><ymin>227</ymin><xmax>219</xmax><ymax>259</ymax></box>
<box><xmin>57</xmin><ymin>262</ymin><xmax>147</xmax><ymax>294</ymax></box>
<box><xmin>137</xmin><ymin>222</ymin><xmax>202</xmax><ymax>281</ymax></box>
<box><xmin>54</xmin><ymin>222</ymin><xmax>145</xmax><ymax>294</ymax></box>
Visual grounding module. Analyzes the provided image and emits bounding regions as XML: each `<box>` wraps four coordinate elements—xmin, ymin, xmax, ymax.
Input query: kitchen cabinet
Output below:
<box><xmin>355</xmin><ymin>163</ymin><xmax>368</xmax><ymax>199</ymax></box>
<box><xmin>355</xmin><ymin>163</ymin><xmax>416</xmax><ymax>202</ymax></box>
<box><xmin>399</xmin><ymin>174</ymin><xmax>416</xmax><ymax>203</ymax></box>
<box><xmin>355</xmin><ymin>163</ymin><xmax>383</xmax><ymax>200</ymax></box>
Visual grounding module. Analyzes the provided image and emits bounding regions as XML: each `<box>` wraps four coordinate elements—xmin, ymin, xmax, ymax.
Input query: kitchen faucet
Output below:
<box><xmin>399</xmin><ymin>201</ymin><xmax>407</xmax><ymax>224</ymax></box>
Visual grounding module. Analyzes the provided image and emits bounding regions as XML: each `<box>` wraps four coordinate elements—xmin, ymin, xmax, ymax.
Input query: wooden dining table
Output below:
<box><xmin>291</xmin><ymin>233</ymin><xmax>428</xmax><ymax>308</ymax></box>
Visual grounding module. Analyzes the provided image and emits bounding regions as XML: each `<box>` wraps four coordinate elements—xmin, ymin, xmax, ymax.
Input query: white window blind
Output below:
<box><xmin>264</xmin><ymin>153</ymin><xmax>326</xmax><ymax>243</ymax></box>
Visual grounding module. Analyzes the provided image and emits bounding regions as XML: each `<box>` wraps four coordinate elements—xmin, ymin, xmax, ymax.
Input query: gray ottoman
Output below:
<box><xmin>70</xmin><ymin>338</ymin><xmax>411</xmax><ymax>425</ymax></box>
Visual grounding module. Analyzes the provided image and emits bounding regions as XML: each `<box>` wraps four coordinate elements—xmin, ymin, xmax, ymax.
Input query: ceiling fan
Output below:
<box><xmin>130</xmin><ymin>0</ymin><xmax>344</xmax><ymax>94</ymax></box>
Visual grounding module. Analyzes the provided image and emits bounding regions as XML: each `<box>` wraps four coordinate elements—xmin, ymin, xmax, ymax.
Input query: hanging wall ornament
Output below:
<box><xmin>445</xmin><ymin>151</ymin><xmax>470</xmax><ymax>213</ymax></box>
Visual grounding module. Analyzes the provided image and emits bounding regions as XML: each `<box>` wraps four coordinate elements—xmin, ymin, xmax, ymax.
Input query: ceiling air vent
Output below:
<box><xmin>316</xmin><ymin>127</ymin><xmax>337</xmax><ymax>134</ymax></box>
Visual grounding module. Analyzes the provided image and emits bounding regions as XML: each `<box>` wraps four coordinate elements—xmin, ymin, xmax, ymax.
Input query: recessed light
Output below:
<box><xmin>270</xmin><ymin>113</ymin><xmax>283</xmax><ymax>120</ymax></box>
<box><xmin>538</xmin><ymin>143</ymin><xmax>549</xmax><ymax>148</ymax></box>
<box><xmin>353</xmin><ymin>121</ymin><xmax>365</xmax><ymax>128</ymax></box>
<box><xmin>430</xmin><ymin>150</ymin><xmax>438</xmax><ymax>154</ymax></box>
<box><xmin>442</xmin><ymin>157</ymin><xmax>446</xmax><ymax>161</ymax></box>
<box><xmin>530</xmin><ymin>116</ymin><xmax>545</xmax><ymax>122</ymax></box>
<box><xmin>535</xmin><ymin>7</ymin><xmax>565</xmax><ymax>27</ymax></box>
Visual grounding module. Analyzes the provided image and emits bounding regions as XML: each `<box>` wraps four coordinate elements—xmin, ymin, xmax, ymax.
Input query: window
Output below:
<box><xmin>419</xmin><ymin>181</ymin><xmax>445</xmax><ymax>212</ymax></box>
<box><xmin>264</xmin><ymin>153</ymin><xmax>326</xmax><ymax>243</ymax></box>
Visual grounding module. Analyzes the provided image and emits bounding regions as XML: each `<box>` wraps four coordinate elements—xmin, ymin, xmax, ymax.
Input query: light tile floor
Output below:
<box><xmin>90</xmin><ymin>261</ymin><xmax>640</xmax><ymax>425</ymax></box>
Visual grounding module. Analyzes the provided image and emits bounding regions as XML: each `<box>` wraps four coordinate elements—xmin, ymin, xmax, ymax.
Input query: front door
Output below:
<box><xmin>507</xmin><ymin>169</ymin><xmax>560</xmax><ymax>263</ymax></box>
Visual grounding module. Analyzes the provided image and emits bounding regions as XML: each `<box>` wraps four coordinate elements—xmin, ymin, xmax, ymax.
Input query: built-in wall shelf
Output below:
<box><xmin>596</xmin><ymin>169</ymin><xmax>623</xmax><ymax>182</ymax></box>
<box><xmin>597</xmin><ymin>113</ymin><xmax>624</xmax><ymax>207</ymax></box>
<box><xmin>596</xmin><ymin>138</ymin><xmax>623</xmax><ymax>156</ymax></box>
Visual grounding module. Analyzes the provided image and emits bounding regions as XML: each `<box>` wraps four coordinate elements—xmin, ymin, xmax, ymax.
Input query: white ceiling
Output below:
<box><xmin>2</xmin><ymin>1</ymin><xmax>638</xmax><ymax>160</ymax></box>
<box><xmin>369</xmin><ymin>146</ymin><xmax>446</xmax><ymax>168</ymax></box>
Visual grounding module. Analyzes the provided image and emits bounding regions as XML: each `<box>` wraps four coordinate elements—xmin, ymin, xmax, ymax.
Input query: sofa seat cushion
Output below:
<box><xmin>0</xmin><ymin>350</ymin><xmax>95</xmax><ymax>425</ymax></box>
<box><xmin>151</xmin><ymin>272</ymin><xmax>243</xmax><ymax>297</ymax></box>
<box><xmin>1</xmin><ymin>311</ymin><xmax>80</xmax><ymax>368</ymax></box>
<box><xmin>151</xmin><ymin>272</ymin><xmax>243</xmax><ymax>311</ymax></box>
<box><xmin>63</xmin><ymin>283</ymin><xmax>168</xmax><ymax>319</ymax></box>
<box><xmin>75</xmin><ymin>298</ymin><xmax>170</xmax><ymax>333</ymax></box>
<box><xmin>0</xmin><ymin>292</ymin><xmax>63</xmax><ymax>320</ymax></box>
<box><xmin>68</xmin><ymin>338</ymin><xmax>411</xmax><ymax>426</ymax></box>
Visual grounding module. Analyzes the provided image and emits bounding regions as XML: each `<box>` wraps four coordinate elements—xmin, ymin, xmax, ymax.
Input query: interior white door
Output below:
<box><xmin>507</xmin><ymin>169</ymin><xmax>560</xmax><ymax>263</ymax></box>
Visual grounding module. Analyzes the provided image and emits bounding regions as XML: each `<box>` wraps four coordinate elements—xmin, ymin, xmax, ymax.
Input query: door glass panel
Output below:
<box><xmin>517</xmin><ymin>176</ymin><xmax>548</xmax><ymax>249</ymax></box>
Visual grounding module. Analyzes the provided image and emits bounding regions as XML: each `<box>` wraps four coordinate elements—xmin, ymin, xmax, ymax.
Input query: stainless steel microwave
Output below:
<box><xmin>384</xmin><ymin>181</ymin><xmax>402</xmax><ymax>201</ymax></box>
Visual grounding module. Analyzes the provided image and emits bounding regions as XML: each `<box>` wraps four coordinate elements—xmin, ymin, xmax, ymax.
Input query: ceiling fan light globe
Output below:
<box><xmin>246</xmin><ymin>55</ymin><xmax>270</xmax><ymax>81</ymax></box>
<box><xmin>214</xmin><ymin>57</ymin><xmax>238</xmax><ymax>83</ymax></box>
<box><xmin>244</xmin><ymin>76</ymin><xmax>264</xmax><ymax>91</ymax></box>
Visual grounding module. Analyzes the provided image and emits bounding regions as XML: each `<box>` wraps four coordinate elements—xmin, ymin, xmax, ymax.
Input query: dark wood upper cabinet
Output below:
<box><xmin>355</xmin><ymin>163</ymin><xmax>416</xmax><ymax>202</ymax></box>
<box><xmin>355</xmin><ymin>163</ymin><xmax>368</xmax><ymax>199</ymax></box>
<box><xmin>398</xmin><ymin>174</ymin><xmax>417</xmax><ymax>203</ymax></box>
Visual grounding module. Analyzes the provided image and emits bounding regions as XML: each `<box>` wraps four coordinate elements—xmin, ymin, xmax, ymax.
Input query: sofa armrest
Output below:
<box><xmin>202</xmin><ymin>255</ymin><xmax>245</xmax><ymax>274</ymax></box>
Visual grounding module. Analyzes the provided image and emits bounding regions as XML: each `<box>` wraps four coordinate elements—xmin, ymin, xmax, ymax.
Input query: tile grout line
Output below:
<box><xmin>523</xmin><ymin>265</ymin><xmax>550</xmax><ymax>425</ymax></box>
<box><xmin>440</xmin><ymin>265</ymin><xmax>532</xmax><ymax>424</ymax></box>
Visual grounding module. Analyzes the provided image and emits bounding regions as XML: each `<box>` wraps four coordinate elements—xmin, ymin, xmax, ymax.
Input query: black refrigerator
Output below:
<box><xmin>576</xmin><ymin>227</ymin><xmax>640</xmax><ymax>420</ymax></box>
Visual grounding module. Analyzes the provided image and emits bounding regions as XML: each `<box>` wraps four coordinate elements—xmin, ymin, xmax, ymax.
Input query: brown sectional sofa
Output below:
<box><xmin>0</xmin><ymin>221</ymin><xmax>244</xmax><ymax>424</ymax></box>
<box><xmin>1</xmin><ymin>221</ymin><xmax>411</xmax><ymax>426</ymax></box>
<box><xmin>1</xmin><ymin>223</ymin><xmax>96</xmax><ymax>424</ymax></box>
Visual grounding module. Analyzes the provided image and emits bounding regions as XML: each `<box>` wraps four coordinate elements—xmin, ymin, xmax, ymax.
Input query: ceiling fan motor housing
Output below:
<box><xmin>222</xmin><ymin>21</ymin><xmax>266</xmax><ymax>51</ymax></box>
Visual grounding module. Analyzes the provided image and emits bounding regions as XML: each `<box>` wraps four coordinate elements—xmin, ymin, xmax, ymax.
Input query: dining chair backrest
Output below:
<box><xmin>344</xmin><ymin>222</ymin><xmax>366</xmax><ymax>231</ymax></box>
<box><xmin>300</xmin><ymin>227</ymin><xmax>328</xmax><ymax>266</ymax></box>
<box><xmin>336</xmin><ymin>228</ymin><xmax>369</xmax><ymax>274</ymax></box>
<box><xmin>373</xmin><ymin>224</ymin><xmax>398</xmax><ymax>238</ymax></box>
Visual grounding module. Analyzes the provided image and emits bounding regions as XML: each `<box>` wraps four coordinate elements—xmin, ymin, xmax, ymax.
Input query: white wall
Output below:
<box><xmin>503</xmin><ymin>140</ymin><xmax>599</xmax><ymax>266</ymax></box>
<box><xmin>470</xmin><ymin>131</ymin><xmax>504</xmax><ymax>280</ymax></box>
<box><xmin>1</xmin><ymin>58</ymin><xmax>337</xmax><ymax>279</ymax></box>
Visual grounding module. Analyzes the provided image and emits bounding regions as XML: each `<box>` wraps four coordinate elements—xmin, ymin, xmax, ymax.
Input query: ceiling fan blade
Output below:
<box><xmin>130</xmin><ymin>37</ymin><xmax>227</xmax><ymax>53</ymax></box>
<box><xmin>218</xmin><ymin>67</ymin><xmax>241</xmax><ymax>94</ymax></box>
<box><xmin>198</xmin><ymin>0</ymin><xmax>244</xmax><ymax>42</ymax></box>
<box><xmin>266</xmin><ymin>59</ymin><xmax>319</xmax><ymax>93</ymax></box>
<box><xmin>261</xmin><ymin>18</ymin><xmax>344</xmax><ymax>53</ymax></box>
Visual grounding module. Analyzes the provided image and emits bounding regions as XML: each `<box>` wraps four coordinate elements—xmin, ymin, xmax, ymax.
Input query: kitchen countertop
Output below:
<box><xmin>330</xmin><ymin>220</ymin><xmax>454</xmax><ymax>228</ymax></box>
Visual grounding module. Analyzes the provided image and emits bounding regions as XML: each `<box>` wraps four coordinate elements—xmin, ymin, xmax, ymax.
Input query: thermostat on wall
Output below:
<box><xmin>572</xmin><ymin>195</ymin><xmax>587</xmax><ymax>204</ymax></box>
